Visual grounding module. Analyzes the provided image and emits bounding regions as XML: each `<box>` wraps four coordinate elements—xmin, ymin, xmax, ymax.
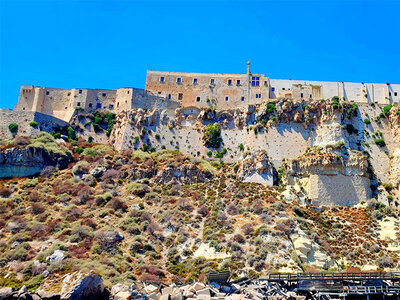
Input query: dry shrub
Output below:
<box><xmin>40</xmin><ymin>166</ymin><xmax>56</xmax><ymax>177</ymax></box>
<box><xmin>14</xmin><ymin>136</ymin><xmax>31</xmax><ymax>146</ymax></box>
<box><xmin>81</xmin><ymin>218</ymin><xmax>97</xmax><ymax>229</ymax></box>
<box><xmin>68</xmin><ymin>245</ymin><xmax>88</xmax><ymax>258</ymax></box>
<box><xmin>0</xmin><ymin>187</ymin><xmax>12</xmax><ymax>197</ymax></box>
<box><xmin>31</xmin><ymin>224</ymin><xmax>49</xmax><ymax>240</ymax></box>
<box><xmin>242</xmin><ymin>223</ymin><xmax>254</xmax><ymax>235</ymax></box>
<box><xmin>233</xmin><ymin>234</ymin><xmax>246</xmax><ymax>244</ymax></box>
<box><xmin>109</xmin><ymin>198</ymin><xmax>128</xmax><ymax>212</ymax></box>
<box><xmin>76</xmin><ymin>185</ymin><xmax>93</xmax><ymax>204</ymax></box>
<box><xmin>27</xmin><ymin>190</ymin><xmax>41</xmax><ymax>202</ymax></box>
<box><xmin>31</xmin><ymin>203</ymin><xmax>45</xmax><ymax>215</ymax></box>
<box><xmin>197</xmin><ymin>205</ymin><xmax>209</xmax><ymax>217</ymax></box>
<box><xmin>62</xmin><ymin>207</ymin><xmax>82</xmax><ymax>222</ymax></box>
<box><xmin>140</xmin><ymin>265</ymin><xmax>165</xmax><ymax>278</ymax></box>
<box><xmin>101</xmin><ymin>169</ymin><xmax>122</xmax><ymax>183</ymax></box>
<box><xmin>178</xmin><ymin>198</ymin><xmax>193</xmax><ymax>211</ymax></box>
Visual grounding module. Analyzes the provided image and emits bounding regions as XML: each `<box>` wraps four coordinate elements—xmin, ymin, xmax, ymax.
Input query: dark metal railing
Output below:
<box><xmin>268</xmin><ymin>272</ymin><xmax>400</xmax><ymax>281</ymax></box>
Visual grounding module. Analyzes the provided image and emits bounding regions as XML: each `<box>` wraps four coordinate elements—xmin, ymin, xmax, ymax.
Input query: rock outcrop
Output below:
<box><xmin>0</xmin><ymin>145</ymin><xmax>72</xmax><ymax>178</ymax></box>
<box><xmin>237</xmin><ymin>150</ymin><xmax>276</xmax><ymax>186</ymax></box>
<box><xmin>36</xmin><ymin>271</ymin><xmax>104</xmax><ymax>300</ymax></box>
<box><xmin>290</xmin><ymin>229</ymin><xmax>336</xmax><ymax>270</ymax></box>
<box><xmin>0</xmin><ymin>133</ymin><xmax>72</xmax><ymax>178</ymax></box>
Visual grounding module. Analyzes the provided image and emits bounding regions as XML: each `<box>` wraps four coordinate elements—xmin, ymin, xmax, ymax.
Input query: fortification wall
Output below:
<box><xmin>270</xmin><ymin>79</ymin><xmax>400</xmax><ymax>104</ymax></box>
<box><xmin>0</xmin><ymin>109</ymin><xmax>69</xmax><ymax>139</ymax></box>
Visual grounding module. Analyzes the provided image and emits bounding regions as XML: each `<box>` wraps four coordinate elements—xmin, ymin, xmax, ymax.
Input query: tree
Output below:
<box><xmin>8</xmin><ymin>123</ymin><xmax>18</xmax><ymax>136</ymax></box>
<box><xmin>203</xmin><ymin>124</ymin><xmax>222</xmax><ymax>148</ymax></box>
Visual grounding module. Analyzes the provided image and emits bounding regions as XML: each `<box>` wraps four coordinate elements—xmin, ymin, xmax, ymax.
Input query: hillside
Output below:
<box><xmin>0</xmin><ymin>97</ymin><xmax>400</xmax><ymax>295</ymax></box>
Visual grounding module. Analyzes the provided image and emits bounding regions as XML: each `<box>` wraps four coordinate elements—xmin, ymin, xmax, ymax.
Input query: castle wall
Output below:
<box><xmin>14</xmin><ymin>65</ymin><xmax>400</xmax><ymax>123</ymax></box>
<box><xmin>270</xmin><ymin>79</ymin><xmax>400</xmax><ymax>104</ymax></box>
<box><xmin>145</xmin><ymin>70</ymin><xmax>270</xmax><ymax>109</ymax></box>
<box><xmin>0</xmin><ymin>109</ymin><xmax>69</xmax><ymax>139</ymax></box>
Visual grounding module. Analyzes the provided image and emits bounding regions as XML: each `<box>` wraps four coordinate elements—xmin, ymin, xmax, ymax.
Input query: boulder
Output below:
<box><xmin>37</xmin><ymin>271</ymin><xmax>104</xmax><ymax>300</ymax></box>
<box><xmin>196</xmin><ymin>288</ymin><xmax>211</xmax><ymax>297</ymax></box>
<box><xmin>0</xmin><ymin>287</ymin><xmax>14</xmax><ymax>300</ymax></box>
<box><xmin>46</xmin><ymin>250</ymin><xmax>65</xmax><ymax>263</ymax></box>
<box><xmin>111</xmin><ymin>283</ymin><xmax>129</xmax><ymax>297</ymax></box>
<box><xmin>114</xmin><ymin>291</ymin><xmax>131</xmax><ymax>300</ymax></box>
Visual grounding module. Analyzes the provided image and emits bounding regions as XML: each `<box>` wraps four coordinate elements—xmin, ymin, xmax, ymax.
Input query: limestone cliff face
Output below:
<box><xmin>285</xmin><ymin>148</ymin><xmax>371</xmax><ymax>206</ymax></box>
<box><xmin>388</xmin><ymin>106</ymin><xmax>400</xmax><ymax>144</ymax></box>
<box><xmin>0</xmin><ymin>134</ymin><xmax>73</xmax><ymax>178</ymax></box>
<box><xmin>286</xmin><ymin>149</ymin><xmax>368</xmax><ymax>177</ymax></box>
<box><xmin>237</xmin><ymin>150</ymin><xmax>277</xmax><ymax>186</ymax></box>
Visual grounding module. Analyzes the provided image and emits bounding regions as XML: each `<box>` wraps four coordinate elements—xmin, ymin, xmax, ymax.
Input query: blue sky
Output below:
<box><xmin>1</xmin><ymin>0</ymin><xmax>399</xmax><ymax>109</ymax></box>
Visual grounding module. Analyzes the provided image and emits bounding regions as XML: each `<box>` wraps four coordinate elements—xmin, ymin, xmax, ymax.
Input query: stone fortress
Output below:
<box><xmin>14</xmin><ymin>62</ymin><xmax>400</xmax><ymax>122</ymax></box>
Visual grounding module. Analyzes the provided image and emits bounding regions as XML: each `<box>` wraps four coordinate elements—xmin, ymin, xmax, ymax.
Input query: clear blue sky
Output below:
<box><xmin>1</xmin><ymin>0</ymin><xmax>399</xmax><ymax>109</ymax></box>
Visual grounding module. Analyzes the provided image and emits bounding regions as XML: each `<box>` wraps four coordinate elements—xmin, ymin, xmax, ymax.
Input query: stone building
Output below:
<box><xmin>14</xmin><ymin>62</ymin><xmax>400</xmax><ymax>122</ymax></box>
<box><xmin>145</xmin><ymin>61</ymin><xmax>270</xmax><ymax>110</ymax></box>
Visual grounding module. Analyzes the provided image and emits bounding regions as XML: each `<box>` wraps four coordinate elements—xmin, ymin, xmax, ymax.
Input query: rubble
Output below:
<box><xmin>117</xmin><ymin>272</ymin><xmax>305</xmax><ymax>300</ymax></box>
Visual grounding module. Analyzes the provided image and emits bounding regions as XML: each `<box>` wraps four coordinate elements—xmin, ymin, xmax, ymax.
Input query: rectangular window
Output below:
<box><xmin>211</xmin><ymin>79</ymin><xmax>215</xmax><ymax>84</ymax></box>
<box><xmin>109</xmin><ymin>104</ymin><xmax>114</xmax><ymax>109</ymax></box>
<box><xmin>228</xmin><ymin>80</ymin><xmax>232</xmax><ymax>85</ymax></box>
<box><xmin>79</xmin><ymin>89</ymin><xmax>82</xmax><ymax>94</ymax></box>
<box><xmin>102</xmin><ymin>93</ymin><xmax>106</xmax><ymax>97</ymax></box>
<box><xmin>310</xmin><ymin>94</ymin><xmax>312</xmax><ymax>98</ymax></box>
<box><xmin>67</xmin><ymin>92</ymin><xmax>71</xmax><ymax>96</ymax></box>
<box><xmin>89</xmin><ymin>103</ymin><xmax>93</xmax><ymax>108</ymax></box>
<box><xmin>178</xmin><ymin>93</ymin><xmax>183</xmax><ymax>100</ymax></box>
<box><xmin>177</xmin><ymin>77</ymin><xmax>182</xmax><ymax>83</ymax></box>
<box><xmin>193</xmin><ymin>78</ymin><xmax>198</xmax><ymax>84</ymax></box>
<box><xmin>46</xmin><ymin>91</ymin><xmax>49</xmax><ymax>95</ymax></box>
<box><xmin>77</xmin><ymin>102</ymin><xmax>81</xmax><ymax>107</ymax></box>
<box><xmin>97</xmin><ymin>103</ymin><xmax>101</xmax><ymax>109</ymax></box>
<box><xmin>225</xmin><ymin>96</ymin><xmax>229</xmax><ymax>101</ymax></box>
<box><xmin>389</xmin><ymin>92</ymin><xmax>392</xmax><ymax>96</ymax></box>
<box><xmin>127</xmin><ymin>90</ymin><xmax>130</xmax><ymax>94</ymax></box>
<box><xmin>264</xmin><ymin>81</ymin><xmax>268</xmax><ymax>86</ymax></box>
<box><xmin>237</xmin><ymin>80</ymin><xmax>241</xmax><ymax>85</ymax></box>
<box><xmin>252</xmin><ymin>77</ymin><xmax>260</xmax><ymax>87</ymax></box>
<box><xmin>241</xmin><ymin>97</ymin><xmax>245</xmax><ymax>101</ymax></box>
<box><xmin>196</xmin><ymin>96</ymin><xmax>200</xmax><ymax>102</ymax></box>
<box><xmin>301</xmin><ymin>93</ymin><xmax>304</xmax><ymax>98</ymax></box>
<box><xmin>256</xmin><ymin>94</ymin><xmax>258</xmax><ymax>98</ymax></box>
<box><xmin>282</xmin><ymin>88</ymin><xmax>285</xmax><ymax>90</ymax></box>
<box><xmin>271</xmin><ymin>87</ymin><xmax>275</xmax><ymax>92</ymax></box>
<box><xmin>259</xmin><ymin>94</ymin><xmax>262</xmax><ymax>98</ymax></box>
<box><xmin>395</xmin><ymin>92</ymin><xmax>398</xmax><ymax>96</ymax></box>
<box><xmin>160</xmin><ymin>77</ymin><xmax>165</xmax><ymax>82</ymax></box>
<box><xmin>168</xmin><ymin>94</ymin><xmax>171</xmax><ymax>100</ymax></box>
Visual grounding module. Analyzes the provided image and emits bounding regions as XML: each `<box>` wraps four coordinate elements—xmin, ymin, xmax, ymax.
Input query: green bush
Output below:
<box><xmin>383</xmin><ymin>104</ymin><xmax>393</xmax><ymax>115</ymax></box>
<box><xmin>239</xmin><ymin>144</ymin><xmax>244</xmax><ymax>151</ymax></box>
<box><xmin>73</xmin><ymin>147</ymin><xmax>84</xmax><ymax>154</ymax></box>
<box><xmin>67</xmin><ymin>126</ymin><xmax>76</xmax><ymax>140</ymax></box>
<box><xmin>266</xmin><ymin>103</ymin><xmax>276</xmax><ymax>114</ymax></box>
<box><xmin>364</xmin><ymin>118</ymin><xmax>371</xmax><ymax>124</ymax></box>
<box><xmin>29</xmin><ymin>121</ymin><xmax>39</xmax><ymax>128</ymax></box>
<box><xmin>206</xmin><ymin>150</ymin><xmax>212</xmax><ymax>157</ymax></box>
<box><xmin>93</xmin><ymin>112</ymin><xmax>102</xmax><ymax>132</ymax></box>
<box><xmin>374</xmin><ymin>139</ymin><xmax>386</xmax><ymax>147</ymax></box>
<box><xmin>203</xmin><ymin>124</ymin><xmax>222</xmax><ymax>148</ymax></box>
<box><xmin>105</xmin><ymin>112</ymin><xmax>115</xmax><ymax>136</ymax></box>
<box><xmin>8</xmin><ymin>123</ymin><xmax>18</xmax><ymax>135</ymax></box>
